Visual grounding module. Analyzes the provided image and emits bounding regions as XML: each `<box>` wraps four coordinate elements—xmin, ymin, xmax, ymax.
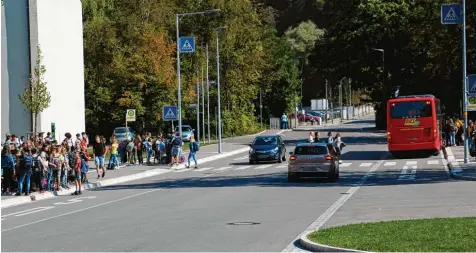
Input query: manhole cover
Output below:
<box><xmin>227</xmin><ymin>221</ymin><xmax>260</xmax><ymax>226</ymax></box>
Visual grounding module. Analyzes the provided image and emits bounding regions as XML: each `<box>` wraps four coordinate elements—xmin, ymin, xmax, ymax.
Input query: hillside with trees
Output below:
<box><xmin>82</xmin><ymin>0</ymin><xmax>476</xmax><ymax>135</ymax></box>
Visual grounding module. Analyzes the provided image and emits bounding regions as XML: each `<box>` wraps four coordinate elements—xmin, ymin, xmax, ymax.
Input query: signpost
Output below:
<box><xmin>441</xmin><ymin>2</ymin><xmax>468</xmax><ymax>163</ymax></box>
<box><xmin>163</xmin><ymin>105</ymin><xmax>178</xmax><ymax>133</ymax></box>
<box><xmin>125</xmin><ymin>109</ymin><xmax>136</xmax><ymax>140</ymax></box>
<box><xmin>179</xmin><ymin>37</ymin><xmax>195</xmax><ymax>53</ymax></box>
<box><xmin>51</xmin><ymin>123</ymin><xmax>55</xmax><ymax>141</ymax></box>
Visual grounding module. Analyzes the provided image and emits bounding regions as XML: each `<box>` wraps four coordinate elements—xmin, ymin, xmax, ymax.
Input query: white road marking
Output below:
<box><xmin>446</xmin><ymin>146</ymin><xmax>455</xmax><ymax>161</ymax></box>
<box><xmin>53</xmin><ymin>196</ymin><xmax>97</xmax><ymax>205</ymax></box>
<box><xmin>213</xmin><ymin>166</ymin><xmax>232</xmax><ymax>171</ymax></box>
<box><xmin>194</xmin><ymin>167</ymin><xmax>213</xmax><ymax>172</ymax></box>
<box><xmin>233</xmin><ymin>155</ymin><xmax>248</xmax><ymax>161</ymax></box>
<box><xmin>398</xmin><ymin>165</ymin><xmax>417</xmax><ymax>180</ymax></box>
<box><xmin>405</xmin><ymin>161</ymin><xmax>417</xmax><ymax>165</ymax></box>
<box><xmin>234</xmin><ymin>165</ymin><xmax>252</xmax><ymax>170</ymax></box>
<box><xmin>1</xmin><ymin>206</ymin><xmax>55</xmax><ymax>220</ymax></box>
<box><xmin>281</xmin><ymin>160</ymin><xmax>385</xmax><ymax>252</ymax></box>
<box><xmin>276</xmin><ymin>164</ymin><xmax>288</xmax><ymax>169</ymax></box>
<box><xmin>359</xmin><ymin>162</ymin><xmax>372</xmax><ymax>167</ymax></box>
<box><xmin>340</xmin><ymin>162</ymin><xmax>352</xmax><ymax>167</ymax></box>
<box><xmin>2</xmin><ymin>188</ymin><xmax>162</xmax><ymax>232</ymax></box>
<box><xmin>384</xmin><ymin>161</ymin><xmax>396</xmax><ymax>166</ymax></box>
<box><xmin>255</xmin><ymin>164</ymin><xmax>273</xmax><ymax>170</ymax></box>
<box><xmin>427</xmin><ymin>160</ymin><xmax>439</xmax><ymax>165</ymax></box>
<box><xmin>174</xmin><ymin>168</ymin><xmax>193</xmax><ymax>173</ymax></box>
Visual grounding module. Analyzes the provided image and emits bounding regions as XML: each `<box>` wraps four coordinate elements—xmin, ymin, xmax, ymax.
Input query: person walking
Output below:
<box><xmin>448</xmin><ymin>119</ymin><xmax>456</xmax><ymax>146</ymax></box>
<box><xmin>72</xmin><ymin>151</ymin><xmax>83</xmax><ymax>195</ymax></box>
<box><xmin>281</xmin><ymin>113</ymin><xmax>288</xmax><ymax>129</ymax></box>
<box><xmin>186</xmin><ymin>136</ymin><xmax>199</xmax><ymax>169</ymax></box>
<box><xmin>92</xmin><ymin>135</ymin><xmax>106</xmax><ymax>179</ymax></box>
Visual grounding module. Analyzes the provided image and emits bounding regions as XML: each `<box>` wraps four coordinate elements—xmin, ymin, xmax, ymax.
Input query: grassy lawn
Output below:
<box><xmin>308</xmin><ymin>217</ymin><xmax>476</xmax><ymax>252</ymax></box>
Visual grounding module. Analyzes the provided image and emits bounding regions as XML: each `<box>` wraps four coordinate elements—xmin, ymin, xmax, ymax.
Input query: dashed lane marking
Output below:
<box><xmin>384</xmin><ymin>161</ymin><xmax>396</xmax><ymax>166</ymax></box>
<box><xmin>359</xmin><ymin>163</ymin><xmax>372</xmax><ymax>167</ymax></box>
<box><xmin>340</xmin><ymin>163</ymin><xmax>352</xmax><ymax>167</ymax></box>
<box><xmin>255</xmin><ymin>164</ymin><xmax>273</xmax><ymax>170</ymax></box>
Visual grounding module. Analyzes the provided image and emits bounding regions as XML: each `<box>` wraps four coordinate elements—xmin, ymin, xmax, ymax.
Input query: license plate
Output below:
<box><xmin>407</xmin><ymin>137</ymin><xmax>418</xmax><ymax>140</ymax></box>
<box><xmin>300</xmin><ymin>167</ymin><xmax>316</xmax><ymax>172</ymax></box>
<box><xmin>258</xmin><ymin>155</ymin><xmax>269</xmax><ymax>159</ymax></box>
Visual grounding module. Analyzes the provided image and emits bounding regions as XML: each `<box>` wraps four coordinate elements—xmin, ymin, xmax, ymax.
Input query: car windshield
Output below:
<box><xmin>114</xmin><ymin>128</ymin><xmax>128</xmax><ymax>134</ymax></box>
<box><xmin>253</xmin><ymin>137</ymin><xmax>278</xmax><ymax>145</ymax></box>
<box><xmin>294</xmin><ymin>146</ymin><xmax>328</xmax><ymax>155</ymax></box>
<box><xmin>176</xmin><ymin>127</ymin><xmax>192</xmax><ymax>132</ymax></box>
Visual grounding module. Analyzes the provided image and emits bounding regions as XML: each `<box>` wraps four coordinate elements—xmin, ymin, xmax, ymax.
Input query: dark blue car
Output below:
<box><xmin>249</xmin><ymin>135</ymin><xmax>287</xmax><ymax>164</ymax></box>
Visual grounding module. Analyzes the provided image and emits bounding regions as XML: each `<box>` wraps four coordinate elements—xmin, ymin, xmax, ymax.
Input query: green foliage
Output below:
<box><xmin>18</xmin><ymin>46</ymin><xmax>51</xmax><ymax>132</ymax></box>
<box><xmin>285</xmin><ymin>20</ymin><xmax>324</xmax><ymax>59</ymax></box>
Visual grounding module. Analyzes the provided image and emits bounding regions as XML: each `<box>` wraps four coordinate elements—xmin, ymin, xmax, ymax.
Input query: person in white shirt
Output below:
<box><xmin>333</xmin><ymin>133</ymin><xmax>344</xmax><ymax>164</ymax></box>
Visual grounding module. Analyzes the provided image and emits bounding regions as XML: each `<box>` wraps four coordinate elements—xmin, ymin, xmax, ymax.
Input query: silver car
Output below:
<box><xmin>113</xmin><ymin>127</ymin><xmax>135</xmax><ymax>142</ymax></box>
<box><xmin>287</xmin><ymin>142</ymin><xmax>339</xmax><ymax>182</ymax></box>
<box><xmin>174</xmin><ymin>125</ymin><xmax>194</xmax><ymax>142</ymax></box>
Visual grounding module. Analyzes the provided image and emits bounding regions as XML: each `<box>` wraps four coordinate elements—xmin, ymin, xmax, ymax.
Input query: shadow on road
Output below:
<box><xmin>93</xmin><ymin>167</ymin><xmax>451</xmax><ymax>192</ymax></box>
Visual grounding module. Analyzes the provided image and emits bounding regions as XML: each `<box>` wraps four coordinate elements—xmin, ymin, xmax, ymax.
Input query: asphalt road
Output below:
<box><xmin>3</xmin><ymin>116</ymin><xmax>475</xmax><ymax>252</ymax></box>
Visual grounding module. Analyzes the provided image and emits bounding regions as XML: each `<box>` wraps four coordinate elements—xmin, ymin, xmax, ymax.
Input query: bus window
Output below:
<box><xmin>390</xmin><ymin>101</ymin><xmax>432</xmax><ymax>119</ymax></box>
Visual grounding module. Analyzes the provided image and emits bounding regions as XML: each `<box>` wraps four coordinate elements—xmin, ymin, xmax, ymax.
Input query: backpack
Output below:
<box><xmin>22</xmin><ymin>154</ymin><xmax>33</xmax><ymax>170</ymax></box>
<box><xmin>450</xmin><ymin>124</ymin><xmax>456</xmax><ymax>132</ymax></box>
<box><xmin>81</xmin><ymin>159</ymin><xmax>89</xmax><ymax>173</ymax></box>
<box><xmin>68</xmin><ymin>153</ymin><xmax>75</xmax><ymax>168</ymax></box>
<box><xmin>152</xmin><ymin>141</ymin><xmax>157</xmax><ymax>151</ymax></box>
<box><xmin>193</xmin><ymin>142</ymin><xmax>200</xmax><ymax>151</ymax></box>
<box><xmin>32</xmin><ymin>156</ymin><xmax>42</xmax><ymax>172</ymax></box>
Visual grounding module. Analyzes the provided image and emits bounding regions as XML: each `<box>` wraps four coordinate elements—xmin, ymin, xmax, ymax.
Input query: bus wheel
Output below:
<box><xmin>433</xmin><ymin>150</ymin><xmax>440</xmax><ymax>156</ymax></box>
<box><xmin>391</xmin><ymin>151</ymin><xmax>402</xmax><ymax>159</ymax></box>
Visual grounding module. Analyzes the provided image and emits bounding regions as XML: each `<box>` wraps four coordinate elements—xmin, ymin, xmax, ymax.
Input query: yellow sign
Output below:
<box><xmin>468</xmin><ymin>96</ymin><xmax>476</xmax><ymax>111</ymax></box>
<box><xmin>404</xmin><ymin>118</ymin><xmax>420</xmax><ymax>126</ymax></box>
<box><xmin>126</xmin><ymin>109</ymin><xmax>136</xmax><ymax>122</ymax></box>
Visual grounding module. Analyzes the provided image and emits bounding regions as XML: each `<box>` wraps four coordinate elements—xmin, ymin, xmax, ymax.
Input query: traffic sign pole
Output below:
<box><xmin>462</xmin><ymin>0</ymin><xmax>469</xmax><ymax>163</ymax></box>
<box><xmin>175</xmin><ymin>14</ymin><xmax>183</xmax><ymax>138</ymax></box>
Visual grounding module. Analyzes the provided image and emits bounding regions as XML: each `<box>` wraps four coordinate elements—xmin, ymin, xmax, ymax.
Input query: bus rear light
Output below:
<box><xmin>290</xmin><ymin>156</ymin><xmax>296</xmax><ymax>161</ymax></box>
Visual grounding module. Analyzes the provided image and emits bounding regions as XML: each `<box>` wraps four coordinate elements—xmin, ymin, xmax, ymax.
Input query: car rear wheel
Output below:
<box><xmin>249</xmin><ymin>160</ymin><xmax>254</xmax><ymax>165</ymax></box>
<box><xmin>328</xmin><ymin>165</ymin><xmax>339</xmax><ymax>182</ymax></box>
<box><xmin>282</xmin><ymin>151</ymin><xmax>287</xmax><ymax>161</ymax></box>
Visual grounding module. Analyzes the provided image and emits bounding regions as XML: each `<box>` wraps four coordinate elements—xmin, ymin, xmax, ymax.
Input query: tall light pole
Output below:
<box><xmin>206</xmin><ymin>44</ymin><xmax>210</xmax><ymax>144</ymax></box>
<box><xmin>216</xmin><ymin>25</ymin><xmax>227</xmax><ymax>153</ymax></box>
<box><xmin>259</xmin><ymin>89</ymin><xmax>263</xmax><ymax>128</ymax></box>
<box><xmin>462</xmin><ymin>0</ymin><xmax>469</xmax><ymax>164</ymax></box>
<box><xmin>196</xmin><ymin>72</ymin><xmax>200</xmax><ymax>142</ymax></box>
<box><xmin>339</xmin><ymin>77</ymin><xmax>345</xmax><ymax>122</ymax></box>
<box><xmin>325</xmin><ymin>79</ymin><xmax>328</xmax><ymax>123</ymax></box>
<box><xmin>201</xmin><ymin>65</ymin><xmax>205</xmax><ymax>144</ymax></box>
<box><xmin>175</xmin><ymin>9</ymin><xmax>220</xmax><ymax>138</ymax></box>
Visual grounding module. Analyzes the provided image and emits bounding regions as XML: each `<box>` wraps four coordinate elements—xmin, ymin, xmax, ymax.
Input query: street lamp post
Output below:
<box><xmin>175</xmin><ymin>9</ymin><xmax>220</xmax><ymax>138</ymax></box>
<box><xmin>216</xmin><ymin>26</ymin><xmax>227</xmax><ymax>153</ymax></box>
<box><xmin>206</xmin><ymin>44</ymin><xmax>210</xmax><ymax>144</ymax></box>
<box><xmin>462</xmin><ymin>0</ymin><xmax>469</xmax><ymax>164</ymax></box>
<box><xmin>373</xmin><ymin>48</ymin><xmax>385</xmax><ymax>86</ymax></box>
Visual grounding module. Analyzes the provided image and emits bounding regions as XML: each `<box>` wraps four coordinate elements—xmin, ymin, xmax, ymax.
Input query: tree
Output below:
<box><xmin>18</xmin><ymin>45</ymin><xmax>52</xmax><ymax>133</ymax></box>
<box><xmin>285</xmin><ymin>20</ymin><xmax>325</xmax><ymax>61</ymax></box>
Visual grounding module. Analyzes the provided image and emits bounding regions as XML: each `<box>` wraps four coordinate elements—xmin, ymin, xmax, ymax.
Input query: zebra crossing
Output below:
<box><xmin>170</xmin><ymin>159</ymin><xmax>441</xmax><ymax>174</ymax></box>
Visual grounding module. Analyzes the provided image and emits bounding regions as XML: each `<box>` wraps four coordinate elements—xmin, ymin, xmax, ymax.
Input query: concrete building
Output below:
<box><xmin>1</xmin><ymin>0</ymin><xmax>85</xmax><ymax>141</ymax></box>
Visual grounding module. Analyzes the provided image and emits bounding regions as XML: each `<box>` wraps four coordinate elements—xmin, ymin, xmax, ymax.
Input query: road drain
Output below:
<box><xmin>227</xmin><ymin>221</ymin><xmax>260</xmax><ymax>226</ymax></box>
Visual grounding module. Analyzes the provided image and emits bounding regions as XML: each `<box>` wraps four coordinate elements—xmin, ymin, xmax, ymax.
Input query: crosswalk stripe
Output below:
<box><xmin>405</xmin><ymin>161</ymin><xmax>417</xmax><ymax>165</ymax></box>
<box><xmin>214</xmin><ymin>166</ymin><xmax>232</xmax><ymax>171</ymax></box>
<box><xmin>276</xmin><ymin>164</ymin><xmax>288</xmax><ymax>168</ymax></box>
<box><xmin>234</xmin><ymin>165</ymin><xmax>252</xmax><ymax>170</ymax></box>
<box><xmin>255</xmin><ymin>164</ymin><xmax>273</xmax><ymax>169</ymax></box>
<box><xmin>384</xmin><ymin>162</ymin><xmax>396</xmax><ymax>166</ymax></box>
<box><xmin>427</xmin><ymin>160</ymin><xmax>439</xmax><ymax>165</ymax></box>
<box><xmin>174</xmin><ymin>168</ymin><xmax>192</xmax><ymax>173</ymax></box>
<box><xmin>340</xmin><ymin>162</ymin><xmax>352</xmax><ymax>167</ymax></box>
<box><xmin>359</xmin><ymin>163</ymin><xmax>372</xmax><ymax>167</ymax></box>
<box><xmin>194</xmin><ymin>167</ymin><xmax>213</xmax><ymax>172</ymax></box>
<box><xmin>233</xmin><ymin>156</ymin><xmax>248</xmax><ymax>161</ymax></box>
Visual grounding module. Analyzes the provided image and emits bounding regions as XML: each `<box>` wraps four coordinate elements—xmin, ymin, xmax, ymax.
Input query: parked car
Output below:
<box><xmin>174</xmin><ymin>125</ymin><xmax>195</xmax><ymax>142</ymax></box>
<box><xmin>113</xmin><ymin>127</ymin><xmax>135</xmax><ymax>142</ymax></box>
<box><xmin>309</xmin><ymin>110</ymin><xmax>329</xmax><ymax>120</ymax></box>
<box><xmin>288</xmin><ymin>112</ymin><xmax>312</xmax><ymax>122</ymax></box>
<box><xmin>249</xmin><ymin>135</ymin><xmax>287</xmax><ymax>164</ymax></box>
<box><xmin>287</xmin><ymin>142</ymin><xmax>339</xmax><ymax>182</ymax></box>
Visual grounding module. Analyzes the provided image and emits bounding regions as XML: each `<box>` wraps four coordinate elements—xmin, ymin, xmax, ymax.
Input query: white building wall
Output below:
<box><xmin>1</xmin><ymin>0</ymin><xmax>31</xmax><ymax>138</ymax></box>
<box><xmin>34</xmin><ymin>0</ymin><xmax>86</xmax><ymax>140</ymax></box>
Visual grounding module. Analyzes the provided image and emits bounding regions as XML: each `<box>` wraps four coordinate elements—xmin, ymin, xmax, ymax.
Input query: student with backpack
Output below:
<box><xmin>16</xmin><ymin>147</ymin><xmax>35</xmax><ymax>196</ymax></box>
<box><xmin>72</xmin><ymin>151</ymin><xmax>83</xmax><ymax>195</ymax></box>
<box><xmin>186</xmin><ymin>136</ymin><xmax>200</xmax><ymax>169</ymax></box>
<box><xmin>80</xmin><ymin>147</ymin><xmax>89</xmax><ymax>184</ymax></box>
<box><xmin>1</xmin><ymin>147</ymin><xmax>15</xmax><ymax>194</ymax></box>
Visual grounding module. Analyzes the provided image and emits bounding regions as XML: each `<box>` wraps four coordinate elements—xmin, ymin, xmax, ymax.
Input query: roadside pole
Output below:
<box><xmin>325</xmin><ymin>79</ymin><xmax>328</xmax><ymax>123</ymax></box>
<box><xmin>196</xmin><ymin>73</ymin><xmax>200</xmax><ymax>142</ymax></box>
<box><xmin>201</xmin><ymin>65</ymin><xmax>205</xmax><ymax>144</ymax></box>
<box><xmin>462</xmin><ymin>0</ymin><xmax>469</xmax><ymax>163</ymax></box>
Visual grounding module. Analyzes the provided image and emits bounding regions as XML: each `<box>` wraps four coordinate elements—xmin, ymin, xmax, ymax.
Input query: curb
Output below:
<box><xmin>444</xmin><ymin>147</ymin><xmax>476</xmax><ymax>181</ymax></box>
<box><xmin>1</xmin><ymin>146</ymin><xmax>251</xmax><ymax>209</ymax></box>
<box><xmin>299</xmin><ymin>231</ymin><xmax>370</xmax><ymax>253</ymax></box>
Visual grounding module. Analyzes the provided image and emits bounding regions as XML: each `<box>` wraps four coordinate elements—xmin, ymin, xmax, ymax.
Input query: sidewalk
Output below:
<box><xmin>445</xmin><ymin>145</ymin><xmax>476</xmax><ymax>181</ymax></box>
<box><xmin>1</xmin><ymin>129</ymin><xmax>285</xmax><ymax>208</ymax></box>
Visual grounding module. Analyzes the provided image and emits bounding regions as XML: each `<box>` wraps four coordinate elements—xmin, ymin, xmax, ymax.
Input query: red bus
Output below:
<box><xmin>387</xmin><ymin>95</ymin><xmax>444</xmax><ymax>157</ymax></box>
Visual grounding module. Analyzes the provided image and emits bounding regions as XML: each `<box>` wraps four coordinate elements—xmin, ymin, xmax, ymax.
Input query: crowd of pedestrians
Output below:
<box><xmin>1</xmin><ymin>130</ymin><xmax>201</xmax><ymax>197</ymax></box>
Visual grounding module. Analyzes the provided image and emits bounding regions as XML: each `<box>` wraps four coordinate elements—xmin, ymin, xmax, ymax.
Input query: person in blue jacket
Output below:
<box><xmin>186</xmin><ymin>136</ymin><xmax>200</xmax><ymax>169</ymax></box>
<box><xmin>1</xmin><ymin>147</ymin><xmax>15</xmax><ymax>194</ymax></box>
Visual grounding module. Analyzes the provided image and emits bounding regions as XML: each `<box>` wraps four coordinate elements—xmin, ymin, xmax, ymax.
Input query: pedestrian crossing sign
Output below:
<box><xmin>441</xmin><ymin>4</ymin><xmax>461</xmax><ymax>25</ymax></box>
<box><xmin>468</xmin><ymin>75</ymin><xmax>476</xmax><ymax>111</ymax></box>
<box><xmin>179</xmin><ymin>37</ymin><xmax>195</xmax><ymax>53</ymax></box>
<box><xmin>162</xmin><ymin>105</ymin><xmax>178</xmax><ymax>121</ymax></box>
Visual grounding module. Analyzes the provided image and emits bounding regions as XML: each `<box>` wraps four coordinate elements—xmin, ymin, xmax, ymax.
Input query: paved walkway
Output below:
<box><xmin>446</xmin><ymin>145</ymin><xmax>476</xmax><ymax>181</ymax></box>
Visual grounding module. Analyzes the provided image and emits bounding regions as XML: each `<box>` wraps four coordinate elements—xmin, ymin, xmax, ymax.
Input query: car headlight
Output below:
<box><xmin>249</xmin><ymin>148</ymin><xmax>255</xmax><ymax>154</ymax></box>
<box><xmin>273</xmin><ymin>147</ymin><xmax>279</xmax><ymax>152</ymax></box>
